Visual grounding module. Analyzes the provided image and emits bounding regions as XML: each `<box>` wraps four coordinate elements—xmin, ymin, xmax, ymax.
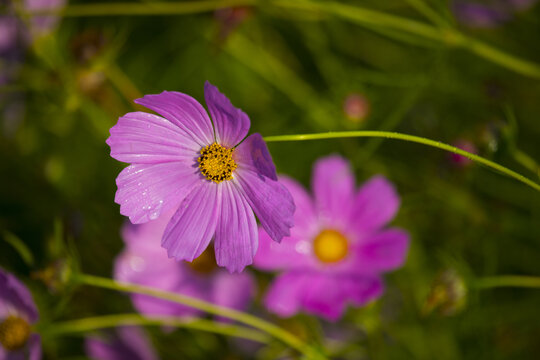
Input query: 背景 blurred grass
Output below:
<box><xmin>1</xmin><ymin>0</ymin><xmax>540</xmax><ymax>359</ymax></box>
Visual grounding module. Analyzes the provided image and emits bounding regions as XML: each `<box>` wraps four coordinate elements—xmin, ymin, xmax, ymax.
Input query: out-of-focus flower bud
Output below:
<box><xmin>32</xmin><ymin>259</ymin><xmax>71</xmax><ymax>293</ymax></box>
<box><xmin>423</xmin><ymin>269</ymin><xmax>467</xmax><ymax>316</ymax></box>
<box><xmin>343</xmin><ymin>93</ymin><xmax>370</xmax><ymax>123</ymax></box>
<box><xmin>69</xmin><ymin>29</ymin><xmax>108</xmax><ymax>65</ymax></box>
<box><xmin>449</xmin><ymin>139</ymin><xmax>478</xmax><ymax>167</ymax></box>
<box><xmin>214</xmin><ymin>7</ymin><xmax>253</xmax><ymax>43</ymax></box>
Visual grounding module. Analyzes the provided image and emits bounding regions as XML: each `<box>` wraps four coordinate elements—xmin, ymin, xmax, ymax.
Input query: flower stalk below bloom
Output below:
<box><xmin>263</xmin><ymin>131</ymin><xmax>540</xmax><ymax>193</ymax></box>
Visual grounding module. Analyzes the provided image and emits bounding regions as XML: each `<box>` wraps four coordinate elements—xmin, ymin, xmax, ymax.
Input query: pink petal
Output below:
<box><xmin>214</xmin><ymin>182</ymin><xmax>258</xmax><ymax>273</ymax></box>
<box><xmin>233</xmin><ymin>133</ymin><xmax>277</xmax><ymax>181</ymax></box>
<box><xmin>264</xmin><ymin>272</ymin><xmax>384</xmax><ymax>321</ymax></box>
<box><xmin>263</xmin><ymin>272</ymin><xmax>306</xmax><ymax>318</ymax></box>
<box><xmin>233</xmin><ymin>169</ymin><xmax>294</xmax><ymax>243</ymax></box>
<box><xmin>312</xmin><ymin>156</ymin><xmax>355</xmax><ymax>227</ymax></box>
<box><xmin>301</xmin><ymin>274</ymin><xmax>349</xmax><ymax>321</ymax></box>
<box><xmin>115</xmin><ymin>211</ymin><xmax>207</xmax><ymax>317</ymax></box>
<box><xmin>204</xmin><ymin>81</ymin><xmax>250</xmax><ymax>147</ymax></box>
<box><xmin>107</xmin><ymin>111</ymin><xmax>199</xmax><ymax>164</ymax></box>
<box><xmin>355</xmin><ymin>229</ymin><xmax>409</xmax><ymax>272</ymax></box>
<box><xmin>162</xmin><ymin>183</ymin><xmax>221</xmax><ymax>261</ymax></box>
<box><xmin>254</xmin><ymin>177</ymin><xmax>317</xmax><ymax>271</ymax></box>
<box><xmin>0</xmin><ymin>268</ymin><xmax>39</xmax><ymax>323</ymax></box>
<box><xmin>302</xmin><ymin>274</ymin><xmax>384</xmax><ymax>321</ymax></box>
<box><xmin>114</xmin><ymin>243</ymin><xmax>190</xmax><ymax>317</ymax></box>
<box><xmin>135</xmin><ymin>91</ymin><xmax>214</xmax><ymax>147</ymax></box>
<box><xmin>120</xmin><ymin>210</ymin><xmax>174</xmax><ymax>250</ymax></box>
<box><xmin>349</xmin><ymin>176</ymin><xmax>400</xmax><ymax>234</ymax></box>
<box><xmin>280</xmin><ymin>176</ymin><xmax>317</xmax><ymax>232</ymax></box>
<box><xmin>342</xmin><ymin>276</ymin><xmax>384</xmax><ymax>307</ymax></box>
<box><xmin>211</xmin><ymin>270</ymin><xmax>255</xmax><ymax>311</ymax></box>
<box><xmin>254</xmin><ymin>229</ymin><xmax>315</xmax><ymax>271</ymax></box>
<box><xmin>28</xmin><ymin>334</ymin><xmax>42</xmax><ymax>360</ymax></box>
<box><xmin>114</xmin><ymin>162</ymin><xmax>200</xmax><ymax>224</ymax></box>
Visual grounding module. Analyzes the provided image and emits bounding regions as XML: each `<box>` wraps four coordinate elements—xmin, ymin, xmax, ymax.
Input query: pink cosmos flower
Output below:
<box><xmin>106</xmin><ymin>81</ymin><xmax>295</xmax><ymax>273</ymax></box>
<box><xmin>85</xmin><ymin>326</ymin><xmax>159</xmax><ymax>360</ymax></box>
<box><xmin>0</xmin><ymin>268</ymin><xmax>41</xmax><ymax>360</ymax></box>
<box><xmin>255</xmin><ymin>156</ymin><xmax>410</xmax><ymax>321</ymax></box>
<box><xmin>115</xmin><ymin>210</ymin><xmax>255</xmax><ymax>317</ymax></box>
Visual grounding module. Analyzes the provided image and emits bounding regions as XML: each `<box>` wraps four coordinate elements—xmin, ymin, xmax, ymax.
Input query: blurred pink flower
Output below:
<box><xmin>255</xmin><ymin>156</ymin><xmax>409</xmax><ymax>321</ymax></box>
<box><xmin>114</xmin><ymin>210</ymin><xmax>255</xmax><ymax>318</ymax></box>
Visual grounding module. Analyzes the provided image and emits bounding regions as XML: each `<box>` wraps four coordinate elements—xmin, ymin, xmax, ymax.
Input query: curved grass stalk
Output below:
<box><xmin>26</xmin><ymin>1</ymin><xmax>540</xmax><ymax>79</ymax></box>
<box><xmin>271</xmin><ymin>0</ymin><xmax>540</xmax><ymax>80</ymax></box>
<box><xmin>404</xmin><ymin>0</ymin><xmax>449</xmax><ymax>28</ymax></box>
<box><xmin>263</xmin><ymin>131</ymin><xmax>540</xmax><ymax>193</ymax></box>
<box><xmin>474</xmin><ymin>276</ymin><xmax>540</xmax><ymax>289</ymax></box>
<box><xmin>73</xmin><ymin>274</ymin><xmax>327</xmax><ymax>360</ymax></box>
<box><xmin>31</xmin><ymin>0</ymin><xmax>256</xmax><ymax>17</ymax></box>
<box><xmin>43</xmin><ymin>313</ymin><xmax>270</xmax><ymax>343</ymax></box>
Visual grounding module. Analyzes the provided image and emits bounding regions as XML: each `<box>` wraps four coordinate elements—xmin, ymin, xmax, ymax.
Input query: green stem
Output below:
<box><xmin>474</xmin><ymin>276</ymin><xmax>540</xmax><ymax>289</ymax></box>
<box><xmin>404</xmin><ymin>0</ymin><xmax>449</xmax><ymax>28</ymax></box>
<box><xmin>28</xmin><ymin>0</ymin><xmax>256</xmax><ymax>17</ymax></box>
<box><xmin>263</xmin><ymin>131</ymin><xmax>540</xmax><ymax>193</ymax></box>
<box><xmin>44</xmin><ymin>313</ymin><xmax>269</xmax><ymax>343</ymax></box>
<box><xmin>273</xmin><ymin>0</ymin><xmax>441</xmax><ymax>40</ymax></box>
<box><xmin>513</xmin><ymin>149</ymin><xmax>540</xmax><ymax>178</ymax></box>
<box><xmin>73</xmin><ymin>274</ymin><xmax>326</xmax><ymax>360</ymax></box>
<box><xmin>461</xmin><ymin>37</ymin><xmax>540</xmax><ymax>80</ymax></box>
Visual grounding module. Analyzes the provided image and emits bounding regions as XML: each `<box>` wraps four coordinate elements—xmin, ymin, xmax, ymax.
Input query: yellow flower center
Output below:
<box><xmin>313</xmin><ymin>229</ymin><xmax>349</xmax><ymax>263</ymax></box>
<box><xmin>0</xmin><ymin>316</ymin><xmax>31</xmax><ymax>351</ymax></box>
<box><xmin>198</xmin><ymin>143</ymin><xmax>237</xmax><ymax>183</ymax></box>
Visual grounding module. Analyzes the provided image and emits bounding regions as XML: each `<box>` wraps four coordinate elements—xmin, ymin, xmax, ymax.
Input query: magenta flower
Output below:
<box><xmin>115</xmin><ymin>210</ymin><xmax>255</xmax><ymax>317</ymax></box>
<box><xmin>85</xmin><ymin>326</ymin><xmax>159</xmax><ymax>360</ymax></box>
<box><xmin>254</xmin><ymin>156</ymin><xmax>409</xmax><ymax>321</ymax></box>
<box><xmin>107</xmin><ymin>81</ymin><xmax>294</xmax><ymax>273</ymax></box>
<box><xmin>0</xmin><ymin>268</ymin><xmax>41</xmax><ymax>360</ymax></box>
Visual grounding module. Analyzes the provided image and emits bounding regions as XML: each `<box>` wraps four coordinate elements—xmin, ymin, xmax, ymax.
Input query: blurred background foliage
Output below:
<box><xmin>1</xmin><ymin>0</ymin><xmax>540</xmax><ymax>359</ymax></box>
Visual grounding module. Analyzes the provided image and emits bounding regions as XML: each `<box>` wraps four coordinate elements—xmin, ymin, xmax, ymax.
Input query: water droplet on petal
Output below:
<box><xmin>295</xmin><ymin>240</ymin><xmax>311</xmax><ymax>254</ymax></box>
<box><xmin>129</xmin><ymin>256</ymin><xmax>146</xmax><ymax>272</ymax></box>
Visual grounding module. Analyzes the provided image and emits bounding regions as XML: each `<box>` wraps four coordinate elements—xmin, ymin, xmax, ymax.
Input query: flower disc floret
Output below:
<box><xmin>198</xmin><ymin>143</ymin><xmax>237</xmax><ymax>183</ymax></box>
<box><xmin>0</xmin><ymin>316</ymin><xmax>31</xmax><ymax>351</ymax></box>
<box><xmin>313</xmin><ymin>229</ymin><xmax>348</xmax><ymax>263</ymax></box>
